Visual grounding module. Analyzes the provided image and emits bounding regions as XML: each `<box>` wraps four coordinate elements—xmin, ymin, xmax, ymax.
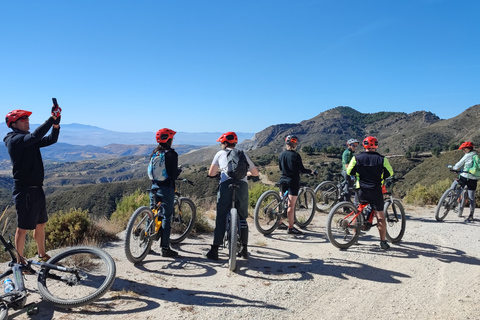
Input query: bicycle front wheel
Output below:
<box><xmin>295</xmin><ymin>187</ymin><xmax>316</xmax><ymax>228</ymax></box>
<box><xmin>314</xmin><ymin>181</ymin><xmax>339</xmax><ymax>213</ymax></box>
<box><xmin>435</xmin><ymin>189</ymin><xmax>455</xmax><ymax>221</ymax></box>
<box><xmin>229</xmin><ymin>209</ymin><xmax>238</xmax><ymax>272</ymax></box>
<box><xmin>254</xmin><ymin>190</ymin><xmax>282</xmax><ymax>235</ymax></box>
<box><xmin>124</xmin><ymin>206</ymin><xmax>154</xmax><ymax>263</ymax></box>
<box><xmin>326</xmin><ymin>202</ymin><xmax>362</xmax><ymax>249</ymax></box>
<box><xmin>38</xmin><ymin>246</ymin><xmax>116</xmax><ymax>309</ymax></box>
<box><xmin>170</xmin><ymin>197</ymin><xmax>197</xmax><ymax>244</ymax></box>
<box><xmin>384</xmin><ymin>199</ymin><xmax>406</xmax><ymax>243</ymax></box>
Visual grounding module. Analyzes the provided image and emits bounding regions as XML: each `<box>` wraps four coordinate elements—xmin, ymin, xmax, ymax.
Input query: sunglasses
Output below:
<box><xmin>18</xmin><ymin>116</ymin><xmax>29</xmax><ymax>122</ymax></box>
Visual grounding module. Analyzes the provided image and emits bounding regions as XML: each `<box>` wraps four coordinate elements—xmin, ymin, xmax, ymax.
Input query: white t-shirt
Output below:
<box><xmin>211</xmin><ymin>148</ymin><xmax>256</xmax><ymax>183</ymax></box>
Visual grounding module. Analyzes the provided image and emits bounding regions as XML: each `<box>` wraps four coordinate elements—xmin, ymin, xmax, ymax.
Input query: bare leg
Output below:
<box><xmin>33</xmin><ymin>223</ymin><xmax>47</xmax><ymax>257</ymax></box>
<box><xmin>15</xmin><ymin>228</ymin><xmax>28</xmax><ymax>262</ymax></box>
<box><xmin>287</xmin><ymin>195</ymin><xmax>298</xmax><ymax>228</ymax></box>
<box><xmin>375</xmin><ymin>210</ymin><xmax>386</xmax><ymax>241</ymax></box>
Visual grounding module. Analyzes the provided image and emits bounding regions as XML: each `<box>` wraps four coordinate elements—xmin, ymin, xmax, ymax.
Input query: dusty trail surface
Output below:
<box><xmin>11</xmin><ymin>205</ymin><xmax>480</xmax><ymax>319</ymax></box>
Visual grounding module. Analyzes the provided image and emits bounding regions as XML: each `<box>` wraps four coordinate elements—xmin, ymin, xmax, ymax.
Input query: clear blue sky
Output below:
<box><xmin>1</xmin><ymin>0</ymin><xmax>478</xmax><ymax>134</ymax></box>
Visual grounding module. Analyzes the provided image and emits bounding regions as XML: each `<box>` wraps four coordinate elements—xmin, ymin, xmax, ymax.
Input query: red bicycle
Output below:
<box><xmin>326</xmin><ymin>178</ymin><xmax>406</xmax><ymax>249</ymax></box>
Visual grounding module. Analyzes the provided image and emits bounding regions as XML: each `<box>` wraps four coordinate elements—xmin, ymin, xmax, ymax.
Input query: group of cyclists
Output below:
<box><xmin>5</xmin><ymin>100</ymin><xmax>475</xmax><ymax>263</ymax></box>
<box><xmin>148</xmin><ymin>128</ymin><xmax>478</xmax><ymax>257</ymax></box>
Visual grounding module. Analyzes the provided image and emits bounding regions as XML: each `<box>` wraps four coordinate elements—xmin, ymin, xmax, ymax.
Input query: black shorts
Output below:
<box><xmin>458</xmin><ymin>176</ymin><xmax>478</xmax><ymax>191</ymax></box>
<box><xmin>280</xmin><ymin>181</ymin><xmax>300</xmax><ymax>197</ymax></box>
<box><xmin>13</xmin><ymin>187</ymin><xmax>48</xmax><ymax>230</ymax></box>
<box><xmin>358</xmin><ymin>188</ymin><xmax>384</xmax><ymax>212</ymax></box>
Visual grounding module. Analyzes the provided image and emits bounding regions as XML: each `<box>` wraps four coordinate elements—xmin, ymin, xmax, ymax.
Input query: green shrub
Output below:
<box><xmin>110</xmin><ymin>189</ymin><xmax>149</xmax><ymax>228</ymax></box>
<box><xmin>249</xmin><ymin>183</ymin><xmax>277</xmax><ymax>209</ymax></box>
<box><xmin>45</xmin><ymin>208</ymin><xmax>91</xmax><ymax>250</ymax></box>
<box><xmin>404</xmin><ymin>179</ymin><xmax>451</xmax><ymax>205</ymax></box>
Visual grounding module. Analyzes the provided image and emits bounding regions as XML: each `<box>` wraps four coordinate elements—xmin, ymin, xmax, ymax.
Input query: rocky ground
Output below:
<box><xmin>10</xmin><ymin>205</ymin><xmax>480</xmax><ymax>320</ymax></box>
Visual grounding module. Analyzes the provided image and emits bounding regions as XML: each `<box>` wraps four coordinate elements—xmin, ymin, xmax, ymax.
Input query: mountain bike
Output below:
<box><xmin>0</xmin><ymin>234</ymin><xmax>116</xmax><ymax>319</ymax></box>
<box><xmin>224</xmin><ymin>183</ymin><xmax>246</xmax><ymax>272</ymax></box>
<box><xmin>326</xmin><ymin>178</ymin><xmax>406</xmax><ymax>249</ymax></box>
<box><xmin>314</xmin><ymin>173</ymin><xmax>354</xmax><ymax>213</ymax></box>
<box><xmin>254</xmin><ymin>176</ymin><xmax>316</xmax><ymax>234</ymax></box>
<box><xmin>435</xmin><ymin>168</ymin><xmax>467</xmax><ymax>221</ymax></box>
<box><xmin>124</xmin><ymin>178</ymin><xmax>197</xmax><ymax>263</ymax></box>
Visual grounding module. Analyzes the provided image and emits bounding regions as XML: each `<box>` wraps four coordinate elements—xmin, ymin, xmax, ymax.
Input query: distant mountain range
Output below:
<box><xmin>0</xmin><ymin>123</ymin><xmax>254</xmax><ymax>147</ymax></box>
<box><xmin>0</xmin><ymin>123</ymin><xmax>254</xmax><ymax>163</ymax></box>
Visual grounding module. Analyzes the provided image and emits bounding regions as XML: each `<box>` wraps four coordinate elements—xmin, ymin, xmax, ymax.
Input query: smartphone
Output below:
<box><xmin>52</xmin><ymin>98</ymin><xmax>58</xmax><ymax>107</ymax></box>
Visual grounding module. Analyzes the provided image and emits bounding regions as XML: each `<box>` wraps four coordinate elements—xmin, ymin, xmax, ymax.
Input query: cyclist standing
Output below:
<box><xmin>347</xmin><ymin>136</ymin><xmax>394</xmax><ymax>249</ymax></box>
<box><xmin>4</xmin><ymin>105</ymin><xmax>61</xmax><ymax>263</ymax></box>
<box><xmin>206</xmin><ymin>132</ymin><xmax>259</xmax><ymax>260</ymax></box>
<box><xmin>148</xmin><ymin>128</ymin><xmax>181</xmax><ymax>257</ymax></box>
<box><xmin>278</xmin><ymin>135</ymin><xmax>316</xmax><ymax>235</ymax></box>
<box><xmin>448</xmin><ymin>141</ymin><xmax>478</xmax><ymax>222</ymax></box>
<box><xmin>342</xmin><ymin>138</ymin><xmax>359</xmax><ymax>205</ymax></box>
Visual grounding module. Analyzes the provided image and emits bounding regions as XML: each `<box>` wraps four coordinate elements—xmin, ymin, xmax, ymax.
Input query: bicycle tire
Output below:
<box><xmin>37</xmin><ymin>246</ymin><xmax>116</xmax><ymax>309</ymax></box>
<box><xmin>254</xmin><ymin>190</ymin><xmax>282</xmax><ymax>235</ymax></box>
<box><xmin>124</xmin><ymin>206</ymin><xmax>154</xmax><ymax>263</ymax></box>
<box><xmin>294</xmin><ymin>187</ymin><xmax>316</xmax><ymax>228</ymax></box>
<box><xmin>170</xmin><ymin>197</ymin><xmax>197</xmax><ymax>244</ymax></box>
<box><xmin>314</xmin><ymin>181</ymin><xmax>339</xmax><ymax>213</ymax></box>
<box><xmin>326</xmin><ymin>201</ymin><xmax>362</xmax><ymax>249</ymax></box>
<box><xmin>229</xmin><ymin>208</ymin><xmax>238</xmax><ymax>272</ymax></box>
<box><xmin>384</xmin><ymin>199</ymin><xmax>406</xmax><ymax>243</ymax></box>
<box><xmin>435</xmin><ymin>189</ymin><xmax>455</xmax><ymax>221</ymax></box>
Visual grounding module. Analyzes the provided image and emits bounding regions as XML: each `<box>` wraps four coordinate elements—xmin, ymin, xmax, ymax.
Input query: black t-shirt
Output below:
<box><xmin>278</xmin><ymin>150</ymin><xmax>310</xmax><ymax>185</ymax></box>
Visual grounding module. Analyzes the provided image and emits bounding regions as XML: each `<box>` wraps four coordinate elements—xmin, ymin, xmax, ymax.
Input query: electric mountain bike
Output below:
<box><xmin>124</xmin><ymin>178</ymin><xmax>197</xmax><ymax>263</ymax></box>
<box><xmin>0</xmin><ymin>234</ymin><xmax>116</xmax><ymax>319</ymax></box>
<box><xmin>435</xmin><ymin>168</ymin><xmax>468</xmax><ymax>221</ymax></box>
<box><xmin>326</xmin><ymin>178</ymin><xmax>406</xmax><ymax>249</ymax></box>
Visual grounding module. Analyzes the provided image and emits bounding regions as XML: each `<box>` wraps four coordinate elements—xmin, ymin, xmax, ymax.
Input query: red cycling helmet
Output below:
<box><xmin>217</xmin><ymin>132</ymin><xmax>238</xmax><ymax>144</ymax></box>
<box><xmin>5</xmin><ymin>109</ymin><xmax>32</xmax><ymax>128</ymax></box>
<box><xmin>285</xmin><ymin>135</ymin><xmax>298</xmax><ymax>146</ymax></box>
<box><xmin>363</xmin><ymin>136</ymin><xmax>378</xmax><ymax>149</ymax></box>
<box><xmin>459</xmin><ymin>141</ymin><xmax>474</xmax><ymax>150</ymax></box>
<box><xmin>156</xmin><ymin>128</ymin><xmax>176</xmax><ymax>144</ymax></box>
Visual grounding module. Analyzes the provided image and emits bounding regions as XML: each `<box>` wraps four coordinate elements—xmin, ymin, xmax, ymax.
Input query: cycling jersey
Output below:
<box><xmin>347</xmin><ymin>151</ymin><xmax>393</xmax><ymax>190</ymax></box>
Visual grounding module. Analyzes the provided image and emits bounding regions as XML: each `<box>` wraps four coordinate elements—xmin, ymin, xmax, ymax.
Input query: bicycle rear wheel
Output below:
<box><xmin>228</xmin><ymin>209</ymin><xmax>238</xmax><ymax>272</ymax></box>
<box><xmin>294</xmin><ymin>187</ymin><xmax>316</xmax><ymax>228</ymax></box>
<box><xmin>384</xmin><ymin>199</ymin><xmax>406</xmax><ymax>243</ymax></box>
<box><xmin>435</xmin><ymin>189</ymin><xmax>455</xmax><ymax>221</ymax></box>
<box><xmin>124</xmin><ymin>206</ymin><xmax>154</xmax><ymax>263</ymax></box>
<box><xmin>38</xmin><ymin>246</ymin><xmax>116</xmax><ymax>309</ymax></box>
<box><xmin>170</xmin><ymin>197</ymin><xmax>197</xmax><ymax>244</ymax></box>
<box><xmin>314</xmin><ymin>181</ymin><xmax>339</xmax><ymax>213</ymax></box>
<box><xmin>254</xmin><ymin>190</ymin><xmax>282</xmax><ymax>235</ymax></box>
<box><xmin>326</xmin><ymin>202</ymin><xmax>362</xmax><ymax>249</ymax></box>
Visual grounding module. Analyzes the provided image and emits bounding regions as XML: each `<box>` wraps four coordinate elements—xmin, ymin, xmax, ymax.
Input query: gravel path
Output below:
<box><xmin>12</xmin><ymin>205</ymin><xmax>480</xmax><ymax>320</ymax></box>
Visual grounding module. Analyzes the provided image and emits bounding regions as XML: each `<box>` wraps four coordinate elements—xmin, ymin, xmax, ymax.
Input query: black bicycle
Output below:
<box><xmin>0</xmin><ymin>234</ymin><xmax>116</xmax><ymax>319</ymax></box>
<box><xmin>314</xmin><ymin>173</ymin><xmax>354</xmax><ymax>213</ymax></box>
<box><xmin>435</xmin><ymin>168</ymin><xmax>468</xmax><ymax>221</ymax></box>
<box><xmin>124</xmin><ymin>178</ymin><xmax>197</xmax><ymax>264</ymax></box>
<box><xmin>225</xmin><ymin>183</ymin><xmax>245</xmax><ymax>272</ymax></box>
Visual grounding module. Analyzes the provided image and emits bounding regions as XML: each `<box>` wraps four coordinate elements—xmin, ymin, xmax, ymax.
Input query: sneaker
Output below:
<box><xmin>465</xmin><ymin>215</ymin><xmax>474</xmax><ymax>223</ymax></box>
<box><xmin>161</xmin><ymin>248</ymin><xmax>179</xmax><ymax>258</ymax></box>
<box><xmin>277</xmin><ymin>222</ymin><xmax>288</xmax><ymax>230</ymax></box>
<box><xmin>38</xmin><ymin>254</ymin><xmax>51</xmax><ymax>263</ymax></box>
<box><xmin>380</xmin><ymin>240</ymin><xmax>390</xmax><ymax>250</ymax></box>
<box><xmin>239</xmin><ymin>245</ymin><xmax>248</xmax><ymax>259</ymax></box>
<box><xmin>206</xmin><ymin>246</ymin><xmax>219</xmax><ymax>260</ymax></box>
<box><xmin>288</xmin><ymin>227</ymin><xmax>303</xmax><ymax>235</ymax></box>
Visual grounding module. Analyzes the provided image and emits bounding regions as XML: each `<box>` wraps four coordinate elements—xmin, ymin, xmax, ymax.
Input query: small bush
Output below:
<box><xmin>404</xmin><ymin>179</ymin><xmax>452</xmax><ymax>205</ymax></box>
<box><xmin>110</xmin><ymin>189</ymin><xmax>150</xmax><ymax>228</ymax></box>
<box><xmin>249</xmin><ymin>183</ymin><xmax>277</xmax><ymax>209</ymax></box>
<box><xmin>45</xmin><ymin>208</ymin><xmax>91</xmax><ymax>250</ymax></box>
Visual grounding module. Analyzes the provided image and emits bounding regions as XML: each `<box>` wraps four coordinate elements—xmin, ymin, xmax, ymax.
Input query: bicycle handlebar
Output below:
<box><xmin>177</xmin><ymin>178</ymin><xmax>194</xmax><ymax>186</ymax></box>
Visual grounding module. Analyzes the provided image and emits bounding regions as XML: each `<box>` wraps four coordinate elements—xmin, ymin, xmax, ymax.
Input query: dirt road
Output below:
<box><xmin>13</xmin><ymin>205</ymin><xmax>480</xmax><ymax>320</ymax></box>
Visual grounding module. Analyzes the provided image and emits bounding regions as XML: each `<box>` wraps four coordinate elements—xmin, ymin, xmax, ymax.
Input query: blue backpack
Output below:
<box><xmin>147</xmin><ymin>151</ymin><xmax>168</xmax><ymax>181</ymax></box>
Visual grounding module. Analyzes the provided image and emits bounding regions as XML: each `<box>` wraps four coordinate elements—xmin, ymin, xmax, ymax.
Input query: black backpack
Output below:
<box><xmin>226</xmin><ymin>149</ymin><xmax>249</xmax><ymax>180</ymax></box>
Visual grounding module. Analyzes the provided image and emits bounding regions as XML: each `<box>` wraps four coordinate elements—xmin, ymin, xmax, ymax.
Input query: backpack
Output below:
<box><xmin>147</xmin><ymin>151</ymin><xmax>168</xmax><ymax>181</ymax></box>
<box><xmin>467</xmin><ymin>154</ymin><xmax>480</xmax><ymax>177</ymax></box>
<box><xmin>226</xmin><ymin>149</ymin><xmax>249</xmax><ymax>180</ymax></box>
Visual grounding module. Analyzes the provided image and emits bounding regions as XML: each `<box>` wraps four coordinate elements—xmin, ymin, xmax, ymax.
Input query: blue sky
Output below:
<box><xmin>1</xmin><ymin>0</ymin><xmax>478</xmax><ymax>134</ymax></box>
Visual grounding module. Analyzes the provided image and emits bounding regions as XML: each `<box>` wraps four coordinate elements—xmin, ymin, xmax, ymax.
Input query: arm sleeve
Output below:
<box><xmin>346</xmin><ymin>157</ymin><xmax>357</xmax><ymax>176</ymax></box>
<box><xmin>166</xmin><ymin>150</ymin><xmax>179</xmax><ymax>180</ymax></box>
<box><xmin>383</xmin><ymin>157</ymin><xmax>394</xmax><ymax>179</ymax></box>
<box><xmin>13</xmin><ymin>117</ymin><xmax>56</xmax><ymax>148</ymax></box>
<box><xmin>296</xmin><ymin>153</ymin><xmax>311</xmax><ymax>174</ymax></box>
<box><xmin>452</xmin><ymin>154</ymin><xmax>469</xmax><ymax>171</ymax></box>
